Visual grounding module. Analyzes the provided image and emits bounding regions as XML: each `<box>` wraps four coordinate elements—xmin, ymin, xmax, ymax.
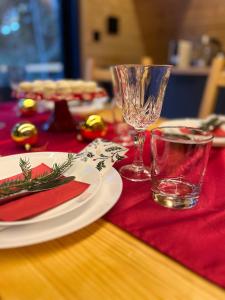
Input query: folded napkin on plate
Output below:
<box><xmin>0</xmin><ymin>139</ymin><xmax>128</xmax><ymax>221</ymax></box>
<box><xmin>74</xmin><ymin>138</ymin><xmax>128</xmax><ymax>174</ymax></box>
<box><xmin>0</xmin><ymin>164</ymin><xmax>89</xmax><ymax>221</ymax></box>
<box><xmin>201</xmin><ymin>114</ymin><xmax>225</xmax><ymax>137</ymax></box>
<box><xmin>160</xmin><ymin>114</ymin><xmax>225</xmax><ymax>140</ymax></box>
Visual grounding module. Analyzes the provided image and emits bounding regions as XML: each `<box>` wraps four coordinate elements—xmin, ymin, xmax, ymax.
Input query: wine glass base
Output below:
<box><xmin>119</xmin><ymin>164</ymin><xmax>151</xmax><ymax>182</ymax></box>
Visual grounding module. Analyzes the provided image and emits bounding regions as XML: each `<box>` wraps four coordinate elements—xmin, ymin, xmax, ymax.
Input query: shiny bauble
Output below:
<box><xmin>80</xmin><ymin>115</ymin><xmax>107</xmax><ymax>141</ymax></box>
<box><xmin>18</xmin><ymin>98</ymin><xmax>37</xmax><ymax>116</ymax></box>
<box><xmin>11</xmin><ymin>122</ymin><xmax>38</xmax><ymax>151</ymax></box>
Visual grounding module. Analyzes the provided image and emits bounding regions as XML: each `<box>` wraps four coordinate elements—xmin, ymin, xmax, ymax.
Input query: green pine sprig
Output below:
<box><xmin>19</xmin><ymin>158</ymin><xmax>32</xmax><ymax>181</ymax></box>
<box><xmin>200</xmin><ymin>116</ymin><xmax>223</xmax><ymax>131</ymax></box>
<box><xmin>0</xmin><ymin>153</ymin><xmax>76</xmax><ymax>198</ymax></box>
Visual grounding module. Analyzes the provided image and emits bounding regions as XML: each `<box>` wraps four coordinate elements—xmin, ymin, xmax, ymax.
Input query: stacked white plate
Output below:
<box><xmin>0</xmin><ymin>152</ymin><xmax>122</xmax><ymax>249</ymax></box>
<box><xmin>160</xmin><ymin>118</ymin><xmax>225</xmax><ymax>147</ymax></box>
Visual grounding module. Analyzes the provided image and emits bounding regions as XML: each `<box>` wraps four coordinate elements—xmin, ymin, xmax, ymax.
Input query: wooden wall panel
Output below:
<box><xmin>80</xmin><ymin>0</ymin><xmax>225</xmax><ymax>66</ymax></box>
<box><xmin>178</xmin><ymin>0</ymin><xmax>225</xmax><ymax>43</ymax></box>
<box><xmin>134</xmin><ymin>0</ymin><xmax>191</xmax><ymax>63</ymax></box>
<box><xmin>134</xmin><ymin>0</ymin><xmax>225</xmax><ymax>64</ymax></box>
<box><xmin>80</xmin><ymin>0</ymin><xmax>145</xmax><ymax>72</ymax></box>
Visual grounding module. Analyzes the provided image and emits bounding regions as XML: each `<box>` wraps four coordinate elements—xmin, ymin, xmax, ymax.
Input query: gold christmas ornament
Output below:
<box><xmin>18</xmin><ymin>98</ymin><xmax>37</xmax><ymax>116</ymax></box>
<box><xmin>80</xmin><ymin>115</ymin><xmax>107</xmax><ymax>140</ymax></box>
<box><xmin>11</xmin><ymin>122</ymin><xmax>38</xmax><ymax>151</ymax></box>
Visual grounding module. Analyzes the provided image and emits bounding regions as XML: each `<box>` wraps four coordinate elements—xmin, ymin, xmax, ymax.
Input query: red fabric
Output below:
<box><xmin>1</xmin><ymin>102</ymin><xmax>225</xmax><ymax>288</ymax></box>
<box><xmin>213</xmin><ymin>127</ymin><xmax>225</xmax><ymax>137</ymax></box>
<box><xmin>0</xmin><ymin>103</ymin><xmax>88</xmax><ymax>155</ymax></box>
<box><xmin>105</xmin><ymin>135</ymin><xmax>225</xmax><ymax>288</ymax></box>
<box><xmin>0</xmin><ymin>164</ymin><xmax>89</xmax><ymax>221</ymax></box>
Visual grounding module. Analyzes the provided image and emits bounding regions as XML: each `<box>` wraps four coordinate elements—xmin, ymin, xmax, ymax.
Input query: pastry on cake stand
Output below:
<box><xmin>16</xmin><ymin>80</ymin><xmax>107</xmax><ymax>132</ymax></box>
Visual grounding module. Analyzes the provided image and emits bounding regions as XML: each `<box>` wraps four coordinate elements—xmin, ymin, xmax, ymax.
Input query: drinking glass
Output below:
<box><xmin>151</xmin><ymin>126</ymin><xmax>213</xmax><ymax>209</ymax></box>
<box><xmin>110</xmin><ymin>67</ymin><xmax>134</xmax><ymax>147</ymax></box>
<box><xmin>113</xmin><ymin>64</ymin><xmax>171</xmax><ymax>181</ymax></box>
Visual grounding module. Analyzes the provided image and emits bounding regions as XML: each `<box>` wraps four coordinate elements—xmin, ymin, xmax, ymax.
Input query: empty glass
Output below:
<box><xmin>113</xmin><ymin>64</ymin><xmax>171</xmax><ymax>181</ymax></box>
<box><xmin>110</xmin><ymin>66</ymin><xmax>134</xmax><ymax>147</ymax></box>
<box><xmin>151</xmin><ymin>126</ymin><xmax>213</xmax><ymax>209</ymax></box>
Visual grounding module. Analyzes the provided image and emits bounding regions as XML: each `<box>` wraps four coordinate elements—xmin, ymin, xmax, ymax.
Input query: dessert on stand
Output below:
<box><xmin>15</xmin><ymin>79</ymin><xmax>108</xmax><ymax>132</ymax></box>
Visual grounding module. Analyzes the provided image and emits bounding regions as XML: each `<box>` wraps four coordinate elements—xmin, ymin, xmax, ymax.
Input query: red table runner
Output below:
<box><xmin>106</xmin><ymin>145</ymin><xmax>225</xmax><ymax>288</ymax></box>
<box><xmin>1</xmin><ymin>102</ymin><xmax>225</xmax><ymax>288</ymax></box>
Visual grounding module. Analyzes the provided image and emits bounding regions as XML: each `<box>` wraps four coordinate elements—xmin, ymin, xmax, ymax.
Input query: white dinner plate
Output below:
<box><xmin>0</xmin><ymin>167</ymin><xmax>122</xmax><ymax>248</ymax></box>
<box><xmin>41</xmin><ymin>97</ymin><xmax>108</xmax><ymax>114</ymax></box>
<box><xmin>160</xmin><ymin>118</ymin><xmax>225</xmax><ymax>147</ymax></box>
<box><xmin>0</xmin><ymin>152</ymin><xmax>102</xmax><ymax>226</ymax></box>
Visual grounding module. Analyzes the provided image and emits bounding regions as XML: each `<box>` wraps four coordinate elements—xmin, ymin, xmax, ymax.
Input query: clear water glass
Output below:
<box><xmin>151</xmin><ymin>126</ymin><xmax>213</xmax><ymax>209</ymax></box>
<box><xmin>113</xmin><ymin>64</ymin><xmax>171</xmax><ymax>181</ymax></box>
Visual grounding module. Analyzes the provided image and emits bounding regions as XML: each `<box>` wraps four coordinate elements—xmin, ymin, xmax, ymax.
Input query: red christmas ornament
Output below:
<box><xmin>18</xmin><ymin>98</ymin><xmax>37</xmax><ymax>116</ymax></box>
<box><xmin>80</xmin><ymin>115</ymin><xmax>107</xmax><ymax>141</ymax></box>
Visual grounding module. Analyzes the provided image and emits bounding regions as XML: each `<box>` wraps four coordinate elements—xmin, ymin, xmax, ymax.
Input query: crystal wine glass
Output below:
<box><xmin>113</xmin><ymin>64</ymin><xmax>172</xmax><ymax>181</ymax></box>
<box><xmin>110</xmin><ymin>66</ymin><xmax>134</xmax><ymax>147</ymax></box>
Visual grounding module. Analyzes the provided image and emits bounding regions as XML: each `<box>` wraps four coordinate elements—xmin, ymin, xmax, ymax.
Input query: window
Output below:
<box><xmin>0</xmin><ymin>0</ymin><xmax>64</xmax><ymax>88</ymax></box>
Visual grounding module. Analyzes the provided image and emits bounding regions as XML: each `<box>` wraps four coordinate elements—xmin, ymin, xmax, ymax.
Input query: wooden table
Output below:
<box><xmin>0</xmin><ymin>219</ymin><xmax>224</xmax><ymax>300</ymax></box>
<box><xmin>0</xmin><ymin>108</ymin><xmax>225</xmax><ymax>300</ymax></box>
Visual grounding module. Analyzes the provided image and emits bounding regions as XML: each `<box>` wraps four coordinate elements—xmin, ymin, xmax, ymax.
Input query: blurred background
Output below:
<box><xmin>0</xmin><ymin>0</ymin><xmax>225</xmax><ymax>118</ymax></box>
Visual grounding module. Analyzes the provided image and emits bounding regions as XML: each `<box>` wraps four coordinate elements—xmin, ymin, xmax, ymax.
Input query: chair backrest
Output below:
<box><xmin>198</xmin><ymin>55</ymin><xmax>225</xmax><ymax>118</ymax></box>
<box><xmin>84</xmin><ymin>56</ymin><xmax>154</xmax><ymax>82</ymax></box>
<box><xmin>84</xmin><ymin>57</ymin><xmax>112</xmax><ymax>81</ymax></box>
<box><xmin>140</xmin><ymin>56</ymin><xmax>153</xmax><ymax>65</ymax></box>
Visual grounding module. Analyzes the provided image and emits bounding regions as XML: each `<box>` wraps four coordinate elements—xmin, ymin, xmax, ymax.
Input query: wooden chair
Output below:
<box><xmin>84</xmin><ymin>56</ymin><xmax>153</xmax><ymax>82</ymax></box>
<box><xmin>140</xmin><ymin>56</ymin><xmax>153</xmax><ymax>65</ymax></box>
<box><xmin>84</xmin><ymin>57</ymin><xmax>112</xmax><ymax>81</ymax></box>
<box><xmin>198</xmin><ymin>55</ymin><xmax>225</xmax><ymax>118</ymax></box>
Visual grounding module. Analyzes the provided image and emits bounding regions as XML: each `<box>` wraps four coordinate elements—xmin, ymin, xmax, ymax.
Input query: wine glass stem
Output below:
<box><xmin>132</xmin><ymin>129</ymin><xmax>145</xmax><ymax>169</ymax></box>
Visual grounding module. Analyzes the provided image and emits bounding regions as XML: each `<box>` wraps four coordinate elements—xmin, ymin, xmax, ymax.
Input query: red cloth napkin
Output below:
<box><xmin>105</xmin><ymin>131</ymin><xmax>225</xmax><ymax>288</ymax></box>
<box><xmin>0</xmin><ymin>164</ymin><xmax>89</xmax><ymax>221</ymax></box>
<box><xmin>213</xmin><ymin>127</ymin><xmax>225</xmax><ymax>137</ymax></box>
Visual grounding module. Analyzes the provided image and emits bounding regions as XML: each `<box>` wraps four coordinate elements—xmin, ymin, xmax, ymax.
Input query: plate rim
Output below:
<box><xmin>0</xmin><ymin>152</ymin><xmax>102</xmax><ymax>226</ymax></box>
<box><xmin>0</xmin><ymin>167</ymin><xmax>122</xmax><ymax>249</ymax></box>
<box><xmin>159</xmin><ymin>118</ymin><xmax>225</xmax><ymax>147</ymax></box>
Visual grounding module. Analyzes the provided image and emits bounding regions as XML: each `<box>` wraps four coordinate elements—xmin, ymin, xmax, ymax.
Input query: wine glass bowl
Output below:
<box><xmin>113</xmin><ymin>64</ymin><xmax>172</xmax><ymax>181</ymax></box>
<box><xmin>110</xmin><ymin>66</ymin><xmax>134</xmax><ymax>147</ymax></box>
